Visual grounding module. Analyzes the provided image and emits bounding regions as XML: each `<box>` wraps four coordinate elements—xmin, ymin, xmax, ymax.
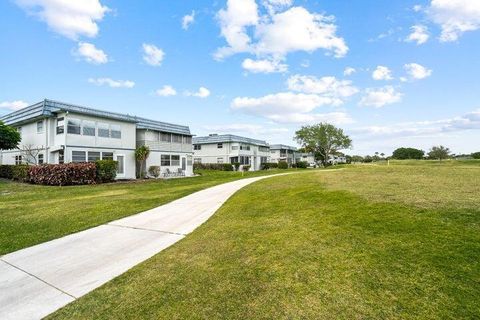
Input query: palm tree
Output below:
<box><xmin>380</xmin><ymin>152</ymin><xmax>385</xmax><ymax>159</ymax></box>
<box><xmin>135</xmin><ymin>145</ymin><xmax>150</xmax><ymax>178</ymax></box>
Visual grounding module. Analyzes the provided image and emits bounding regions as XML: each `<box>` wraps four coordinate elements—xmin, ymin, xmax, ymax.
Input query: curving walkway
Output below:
<box><xmin>0</xmin><ymin>173</ymin><xmax>291</xmax><ymax>320</ymax></box>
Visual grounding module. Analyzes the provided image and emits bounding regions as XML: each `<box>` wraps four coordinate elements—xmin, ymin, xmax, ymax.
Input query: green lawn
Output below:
<box><xmin>49</xmin><ymin>161</ymin><xmax>480</xmax><ymax>319</ymax></box>
<box><xmin>0</xmin><ymin>169</ymin><xmax>301</xmax><ymax>255</ymax></box>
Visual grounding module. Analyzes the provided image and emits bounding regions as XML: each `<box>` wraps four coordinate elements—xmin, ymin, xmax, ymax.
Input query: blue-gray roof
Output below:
<box><xmin>269</xmin><ymin>144</ymin><xmax>297</xmax><ymax>151</ymax></box>
<box><xmin>193</xmin><ymin>134</ymin><xmax>269</xmax><ymax>147</ymax></box>
<box><xmin>0</xmin><ymin>99</ymin><xmax>192</xmax><ymax>135</ymax></box>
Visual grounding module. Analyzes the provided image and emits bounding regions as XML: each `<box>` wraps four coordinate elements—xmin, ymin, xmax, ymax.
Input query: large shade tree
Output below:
<box><xmin>0</xmin><ymin>121</ymin><xmax>21</xmax><ymax>150</ymax></box>
<box><xmin>392</xmin><ymin>147</ymin><xmax>424</xmax><ymax>160</ymax></box>
<box><xmin>294</xmin><ymin>123</ymin><xmax>352</xmax><ymax>166</ymax></box>
<box><xmin>428</xmin><ymin>145</ymin><xmax>451</xmax><ymax>160</ymax></box>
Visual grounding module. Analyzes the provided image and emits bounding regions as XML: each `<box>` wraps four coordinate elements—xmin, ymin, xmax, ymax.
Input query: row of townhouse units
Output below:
<box><xmin>0</xmin><ymin>99</ymin><xmax>194</xmax><ymax>179</ymax></box>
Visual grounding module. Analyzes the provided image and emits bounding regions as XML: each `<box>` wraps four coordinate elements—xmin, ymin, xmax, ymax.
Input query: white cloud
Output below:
<box><xmin>413</xmin><ymin>5</ymin><xmax>423</xmax><ymax>12</ymax></box>
<box><xmin>242</xmin><ymin>58</ymin><xmax>287</xmax><ymax>73</ymax></box>
<box><xmin>182</xmin><ymin>11</ymin><xmax>195</xmax><ymax>30</ymax></box>
<box><xmin>88</xmin><ymin>78</ymin><xmax>135</xmax><ymax>88</ymax></box>
<box><xmin>0</xmin><ymin>100</ymin><xmax>29</xmax><ymax>111</ymax></box>
<box><xmin>372</xmin><ymin>66</ymin><xmax>393</xmax><ymax>81</ymax></box>
<box><xmin>15</xmin><ymin>0</ymin><xmax>109</xmax><ymax>40</ymax></box>
<box><xmin>287</xmin><ymin>75</ymin><xmax>358</xmax><ymax>103</ymax></box>
<box><xmin>359</xmin><ymin>86</ymin><xmax>402</xmax><ymax>108</ymax></box>
<box><xmin>405</xmin><ymin>25</ymin><xmax>430</xmax><ymax>45</ymax></box>
<box><xmin>142</xmin><ymin>43</ymin><xmax>165</xmax><ymax>66</ymax></box>
<box><xmin>404</xmin><ymin>63</ymin><xmax>432</xmax><ymax>80</ymax></box>
<box><xmin>74</xmin><ymin>42</ymin><xmax>108</xmax><ymax>64</ymax></box>
<box><xmin>427</xmin><ymin>0</ymin><xmax>480</xmax><ymax>42</ymax></box>
<box><xmin>186</xmin><ymin>87</ymin><xmax>211</xmax><ymax>98</ymax></box>
<box><xmin>203</xmin><ymin>123</ymin><xmax>289</xmax><ymax>135</ymax></box>
<box><xmin>215</xmin><ymin>1</ymin><xmax>348</xmax><ymax>61</ymax></box>
<box><xmin>344</xmin><ymin>67</ymin><xmax>356</xmax><ymax>76</ymax></box>
<box><xmin>155</xmin><ymin>85</ymin><xmax>177</xmax><ymax>97</ymax></box>
<box><xmin>262</xmin><ymin>0</ymin><xmax>293</xmax><ymax>14</ymax></box>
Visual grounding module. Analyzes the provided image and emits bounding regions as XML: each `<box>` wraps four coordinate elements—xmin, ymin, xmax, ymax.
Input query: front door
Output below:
<box><xmin>181</xmin><ymin>157</ymin><xmax>186</xmax><ymax>170</ymax></box>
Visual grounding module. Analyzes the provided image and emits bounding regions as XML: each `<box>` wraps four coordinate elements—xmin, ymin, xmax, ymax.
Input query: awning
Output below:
<box><xmin>49</xmin><ymin>145</ymin><xmax>64</xmax><ymax>152</ymax></box>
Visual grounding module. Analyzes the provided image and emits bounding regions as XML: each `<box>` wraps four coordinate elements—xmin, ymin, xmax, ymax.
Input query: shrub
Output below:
<box><xmin>222</xmin><ymin>163</ymin><xmax>234</xmax><ymax>171</ymax></box>
<box><xmin>278</xmin><ymin>161</ymin><xmax>288</xmax><ymax>169</ymax></box>
<box><xmin>96</xmin><ymin>160</ymin><xmax>118</xmax><ymax>183</ymax></box>
<box><xmin>29</xmin><ymin>163</ymin><xmax>97</xmax><ymax>186</ymax></box>
<box><xmin>193</xmin><ymin>163</ymin><xmax>234</xmax><ymax>171</ymax></box>
<box><xmin>12</xmin><ymin>165</ymin><xmax>29</xmax><ymax>182</ymax></box>
<box><xmin>296</xmin><ymin>161</ymin><xmax>308</xmax><ymax>169</ymax></box>
<box><xmin>242</xmin><ymin>165</ymin><xmax>251</xmax><ymax>172</ymax></box>
<box><xmin>471</xmin><ymin>152</ymin><xmax>480</xmax><ymax>159</ymax></box>
<box><xmin>261</xmin><ymin>162</ymin><xmax>278</xmax><ymax>170</ymax></box>
<box><xmin>148</xmin><ymin>166</ymin><xmax>161</xmax><ymax>178</ymax></box>
<box><xmin>0</xmin><ymin>165</ymin><xmax>14</xmax><ymax>179</ymax></box>
<box><xmin>233</xmin><ymin>162</ymin><xmax>241</xmax><ymax>171</ymax></box>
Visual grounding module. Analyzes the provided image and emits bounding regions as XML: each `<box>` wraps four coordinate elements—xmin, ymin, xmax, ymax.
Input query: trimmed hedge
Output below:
<box><xmin>29</xmin><ymin>163</ymin><xmax>97</xmax><ymax>186</ymax></box>
<box><xmin>96</xmin><ymin>160</ymin><xmax>118</xmax><ymax>183</ymax></box>
<box><xmin>296</xmin><ymin>161</ymin><xmax>308</xmax><ymax>169</ymax></box>
<box><xmin>194</xmin><ymin>163</ymin><xmax>234</xmax><ymax>171</ymax></box>
<box><xmin>278</xmin><ymin>161</ymin><xmax>289</xmax><ymax>169</ymax></box>
<box><xmin>12</xmin><ymin>165</ymin><xmax>30</xmax><ymax>182</ymax></box>
<box><xmin>261</xmin><ymin>162</ymin><xmax>279</xmax><ymax>170</ymax></box>
<box><xmin>0</xmin><ymin>165</ymin><xmax>14</xmax><ymax>179</ymax></box>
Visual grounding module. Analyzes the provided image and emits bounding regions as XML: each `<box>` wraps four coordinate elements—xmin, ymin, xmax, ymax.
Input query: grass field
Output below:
<box><xmin>48</xmin><ymin>161</ymin><xmax>480</xmax><ymax>319</ymax></box>
<box><xmin>0</xmin><ymin>169</ymin><xmax>300</xmax><ymax>255</ymax></box>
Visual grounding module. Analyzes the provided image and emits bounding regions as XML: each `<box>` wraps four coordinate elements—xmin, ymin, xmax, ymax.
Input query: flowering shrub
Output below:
<box><xmin>29</xmin><ymin>163</ymin><xmax>97</xmax><ymax>186</ymax></box>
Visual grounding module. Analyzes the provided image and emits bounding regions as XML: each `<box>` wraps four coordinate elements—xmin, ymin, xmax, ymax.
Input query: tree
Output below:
<box><xmin>0</xmin><ymin>121</ymin><xmax>21</xmax><ymax>150</ymax></box>
<box><xmin>428</xmin><ymin>145</ymin><xmax>451</xmax><ymax>160</ymax></box>
<box><xmin>135</xmin><ymin>145</ymin><xmax>150</xmax><ymax>178</ymax></box>
<box><xmin>20</xmin><ymin>144</ymin><xmax>45</xmax><ymax>164</ymax></box>
<box><xmin>294</xmin><ymin>123</ymin><xmax>352</xmax><ymax>167</ymax></box>
<box><xmin>472</xmin><ymin>152</ymin><xmax>480</xmax><ymax>159</ymax></box>
<box><xmin>380</xmin><ymin>152</ymin><xmax>385</xmax><ymax>158</ymax></box>
<box><xmin>392</xmin><ymin>147</ymin><xmax>424</xmax><ymax>160</ymax></box>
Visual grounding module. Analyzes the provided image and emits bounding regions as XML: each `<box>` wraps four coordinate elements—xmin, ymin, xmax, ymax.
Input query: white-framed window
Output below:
<box><xmin>171</xmin><ymin>155</ymin><xmax>180</xmax><ymax>166</ymax></box>
<box><xmin>56</xmin><ymin>117</ymin><xmax>64</xmax><ymax>134</ymax></box>
<box><xmin>183</xmin><ymin>136</ymin><xmax>192</xmax><ymax>144</ymax></box>
<box><xmin>38</xmin><ymin>154</ymin><xmax>44</xmax><ymax>164</ymax></box>
<box><xmin>37</xmin><ymin>121</ymin><xmax>43</xmax><ymax>134</ymax></box>
<box><xmin>194</xmin><ymin>158</ymin><xmax>202</xmax><ymax>164</ymax></box>
<box><xmin>172</xmin><ymin>134</ymin><xmax>182</xmax><ymax>143</ymax></box>
<box><xmin>98</xmin><ymin>123</ymin><xmax>109</xmax><ymax>138</ymax></box>
<box><xmin>72</xmin><ymin>151</ymin><xmax>86</xmax><ymax>163</ymax></box>
<box><xmin>67</xmin><ymin>118</ymin><xmax>81</xmax><ymax>135</ymax></box>
<box><xmin>161</xmin><ymin>132</ymin><xmax>171</xmax><ymax>142</ymax></box>
<box><xmin>102</xmin><ymin>152</ymin><xmax>113</xmax><ymax>160</ymax></box>
<box><xmin>116</xmin><ymin>155</ymin><xmax>125</xmax><ymax>174</ymax></box>
<box><xmin>15</xmin><ymin>155</ymin><xmax>22</xmax><ymax>165</ymax></box>
<box><xmin>161</xmin><ymin>155</ymin><xmax>171</xmax><ymax>166</ymax></box>
<box><xmin>83</xmin><ymin>120</ymin><xmax>96</xmax><ymax>136</ymax></box>
<box><xmin>240</xmin><ymin>145</ymin><xmax>251</xmax><ymax>151</ymax></box>
<box><xmin>187</xmin><ymin>155</ymin><xmax>193</xmax><ymax>166</ymax></box>
<box><xmin>217</xmin><ymin>157</ymin><xmax>224</xmax><ymax>164</ymax></box>
<box><xmin>193</xmin><ymin>144</ymin><xmax>201</xmax><ymax>150</ymax></box>
<box><xmin>111</xmin><ymin>125</ymin><xmax>121</xmax><ymax>139</ymax></box>
<box><xmin>88</xmin><ymin>151</ymin><xmax>101</xmax><ymax>162</ymax></box>
<box><xmin>217</xmin><ymin>143</ymin><xmax>223</xmax><ymax>149</ymax></box>
<box><xmin>231</xmin><ymin>145</ymin><xmax>238</xmax><ymax>150</ymax></box>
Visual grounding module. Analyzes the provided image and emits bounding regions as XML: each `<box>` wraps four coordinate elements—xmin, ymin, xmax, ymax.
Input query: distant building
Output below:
<box><xmin>269</xmin><ymin>144</ymin><xmax>297</xmax><ymax>165</ymax></box>
<box><xmin>192</xmin><ymin>134</ymin><xmax>270</xmax><ymax>171</ymax></box>
<box><xmin>327</xmin><ymin>155</ymin><xmax>347</xmax><ymax>165</ymax></box>
<box><xmin>296</xmin><ymin>152</ymin><xmax>317</xmax><ymax>166</ymax></box>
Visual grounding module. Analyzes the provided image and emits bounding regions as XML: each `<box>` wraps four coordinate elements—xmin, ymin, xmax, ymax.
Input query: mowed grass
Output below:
<box><xmin>0</xmin><ymin>169</ymin><xmax>300</xmax><ymax>255</ymax></box>
<box><xmin>50</xmin><ymin>161</ymin><xmax>480</xmax><ymax>319</ymax></box>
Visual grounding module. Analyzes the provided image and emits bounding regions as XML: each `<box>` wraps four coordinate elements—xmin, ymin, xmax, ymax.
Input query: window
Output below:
<box><xmin>83</xmin><ymin>120</ymin><xmax>96</xmax><ymax>136</ymax></box>
<box><xmin>56</xmin><ymin>117</ymin><xmax>64</xmax><ymax>134</ymax></box>
<box><xmin>116</xmin><ymin>155</ymin><xmax>124</xmax><ymax>174</ymax></box>
<box><xmin>72</xmin><ymin>151</ymin><xmax>86</xmax><ymax>163</ymax></box>
<box><xmin>67</xmin><ymin>118</ymin><xmax>81</xmax><ymax>135</ymax></box>
<box><xmin>232</xmin><ymin>156</ymin><xmax>250</xmax><ymax>165</ymax></box>
<box><xmin>161</xmin><ymin>155</ymin><xmax>171</xmax><ymax>166</ymax></box>
<box><xmin>172</xmin><ymin>134</ymin><xmax>182</xmax><ymax>143</ymax></box>
<box><xmin>98</xmin><ymin>123</ymin><xmax>109</xmax><ymax>138</ymax></box>
<box><xmin>259</xmin><ymin>146</ymin><xmax>269</xmax><ymax>152</ymax></box>
<box><xmin>37</xmin><ymin>121</ymin><xmax>43</xmax><ymax>133</ymax></box>
<box><xmin>88</xmin><ymin>151</ymin><xmax>101</xmax><ymax>162</ymax></box>
<box><xmin>193</xmin><ymin>144</ymin><xmax>201</xmax><ymax>150</ymax></box>
<box><xmin>231</xmin><ymin>145</ymin><xmax>238</xmax><ymax>150</ymax></box>
<box><xmin>217</xmin><ymin>157</ymin><xmax>224</xmax><ymax>164</ymax></box>
<box><xmin>194</xmin><ymin>158</ymin><xmax>202</xmax><ymax>164</ymax></box>
<box><xmin>38</xmin><ymin>154</ymin><xmax>44</xmax><ymax>164</ymax></box>
<box><xmin>102</xmin><ymin>152</ymin><xmax>113</xmax><ymax>160</ymax></box>
<box><xmin>15</xmin><ymin>155</ymin><xmax>22</xmax><ymax>165</ymax></box>
<box><xmin>240</xmin><ymin>145</ymin><xmax>250</xmax><ymax>151</ymax></box>
<box><xmin>217</xmin><ymin>143</ymin><xmax>223</xmax><ymax>149</ymax></box>
<box><xmin>261</xmin><ymin>157</ymin><xmax>268</xmax><ymax>164</ymax></box>
<box><xmin>171</xmin><ymin>155</ymin><xmax>180</xmax><ymax>166</ymax></box>
<box><xmin>111</xmin><ymin>125</ymin><xmax>121</xmax><ymax>139</ymax></box>
<box><xmin>187</xmin><ymin>156</ymin><xmax>193</xmax><ymax>166</ymax></box>
<box><xmin>183</xmin><ymin>136</ymin><xmax>192</xmax><ymax>144</ymax></box>
<box><xmin>59</xmin><ymin>150</ymin><xmax>64</xmax><ymax>164</ymax></box>
<box><xmin>160</xmin><ymin>132</ymin><xmax>171</xmax><ymax>142</ymax></box>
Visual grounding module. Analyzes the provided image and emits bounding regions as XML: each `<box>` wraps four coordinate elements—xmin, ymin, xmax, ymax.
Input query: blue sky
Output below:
<box><xmin>1</xmin><ymin>0</ymin><xmax>479</xmax><ymax>155</ymax></box>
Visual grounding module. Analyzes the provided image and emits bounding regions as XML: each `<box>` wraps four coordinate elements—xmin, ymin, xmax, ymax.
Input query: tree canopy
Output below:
<box><xmin>472</xmin><ymin>152</ymin><xmax>480</xmax><ymax>159</ymax></box>
<box><xmin>294</xmin><ymin>123</ymin><xmax>352</xmax><ymax>166</ymax></box>
<box><xmin>0</xmin><ymin>121</ymin><xmax>21</xmax><ymax>150</ymax></box>
<box><xmin>428</xmin><ymin>145</ymin><xmax>451</xmax><ymax>160</ymax></box>
<box><xmin>392</xmin><ymin>147</ymin><xmax>424</xmax><ymax>160</ymax></box>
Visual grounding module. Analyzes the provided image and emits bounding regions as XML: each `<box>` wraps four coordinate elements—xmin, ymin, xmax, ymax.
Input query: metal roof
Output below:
<box><xmin>269</xmin><ymin>144</ymin><xmax>298</xmax><ymax>151</ymax></box>
<box><xmin>0</xmin><ymin>99</ymin><xmax>192</xmax><ymax>135</ymax></box>
<box><xmin>193</xmin><ymin>134</ymin><xmax>269</xmax><ymax>147</ymax></box>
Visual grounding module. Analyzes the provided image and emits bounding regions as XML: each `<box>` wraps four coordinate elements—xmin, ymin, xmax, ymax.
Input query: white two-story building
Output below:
<box><xmin>192</xmin><ymin>134</ymin><xmax>270</xmax><ymax>171</ymax></box>
<box><xmin>0</xmin><ymin>99</ymin><xmax>194</xmax><ymax>179</ymax></box>
<box><xmin>269</xmin><ymin>144</ymin><xmax>297</xmax><ymax>166</ymax></box>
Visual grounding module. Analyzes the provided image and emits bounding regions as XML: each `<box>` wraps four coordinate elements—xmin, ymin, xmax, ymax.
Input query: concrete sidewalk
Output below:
<box><xmin>0</xmin><ymin>174</ymin><xmax>286</xmax><ymax>320</ymax></box>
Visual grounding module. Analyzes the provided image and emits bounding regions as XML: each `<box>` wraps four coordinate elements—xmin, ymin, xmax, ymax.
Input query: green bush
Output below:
<box><xmin>472</xmin><ymin>152</ymin><xmax>480</xmax><ymax>159</ymax></box>
<box><xmin>95</xmin><ymin>160</ymin><xmax>118</xmax><ymax>183</ymax></box>
<box><xmin>193</xmin><ymin>163</ymin><xmax>234</xmax><ymax>171</ymax></box>
<box><xmin>233</xmin><ymin>162</ymin><xmax>241</xmax><ymax>171</ymax></box>
<box><xmin>0</xmin><ymin>165</ymin><xmax>15</xmax><ymax>179</ymax></box>
<box><xmin>222</xmin><ymin>163</ymin><xmax>234</xmax><ymax>171</ymax></box>
<box><xmin>261</xmin><ymin>162</ymin><xmax>278</xmax><ymax>170</ymax></box>
<box><xmin>278</xmin><ymin>161</ymin><xmax>288</xmax><ymax>169</ymax></box>
<box><xmin>296</xmin><ymin>161</ymin><xmax>308</xmax><ymax>169</ymax></box>
<box><xmin>242</xmin><ymin>165</ymin><xmax>251</xmax><ymax>171</ymax></box>
<box><xmin>148</xmin><ymin>166</ymin><xmax>161</xmax><ymax>178</ymax></box>
<box><xmin>12</xmin><ymin>165</ymin><xmax>29</xmax><ymax>182</ymax></box>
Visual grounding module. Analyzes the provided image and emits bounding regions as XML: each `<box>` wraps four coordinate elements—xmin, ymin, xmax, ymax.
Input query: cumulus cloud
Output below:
<box><xmin>182</xmin><ymin>11</ymin><xmax>195</xmax><ymax>30</ymax></box>
<box><xmin>0</xmin><ymin>100</ymin><xmax>29</xmax><ymax>111</ymax></box>
<box><xmin>15</xmin><ymin>0</ymin><xmax>109</xmax><ymax>40</ymax></box>
<box><xmin>287</xmin><ymin>75</ymin><xmax>358</xmax><ymax>103</ymax></box>
<box><xmin>344</xmin><ymin>67</ymin><xmax>356</xmax><ymax>76</ymax></box>
<box><xmin>359</xmin><ymin>86</ymin><xmax>402</xmax><ymax>108</ymax></box>
<box><xmin>88</xmin><ymin>78</ymin><xmax>135</xmax><ymax>88</ymax></box>
<box><xmin>242</xmin><ymin>58</ymin><xmax>287</xmax><ymax>73</ymax></box>
<box><xmin>405</xmin><ymin>25</ymin><xmax>430</xmax><ymax>44</ymax></box>
<box><xmin>185</xmin><ymin>87</ymin><xmax>211</xmax><ymax>98</ymax></box>
<box><xmin>74</xmin><ymin>42</ymin><xmax>108</xmax><ymax>64</ymax></box>
<box><xmin>427</xmin><ymin>0</ymin><xmax>480</xmax><ymax>42</ymax></box>
<box><xmin>372</xmin><ymin>66</ymin><xmax>393</xmax><ymax>81</ymax></box>
<box><xmin>215</xmin><ymin>1</ymin><xmax>348</xmax><ymax>63</ymax></box>
<box><xmin>142</xmin><ymin>43</ymin><xmax>165</xmax><ymax>66</ymax></box>
<box><xmin>404</xmin><ymin>63</ymin><xmax>432</xmax><ymax>80</ymax></box>
<box><xmin>155</xmin><ymin>85</ymin><xmax>177</xmax><ymax>97</ymax></box>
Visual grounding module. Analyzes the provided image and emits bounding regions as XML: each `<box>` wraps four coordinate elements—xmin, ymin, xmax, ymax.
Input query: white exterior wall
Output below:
<box><xmin>270</xmin><ymin>149</ymin><xmax>296</xmax><ymax>165</ymax></box>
